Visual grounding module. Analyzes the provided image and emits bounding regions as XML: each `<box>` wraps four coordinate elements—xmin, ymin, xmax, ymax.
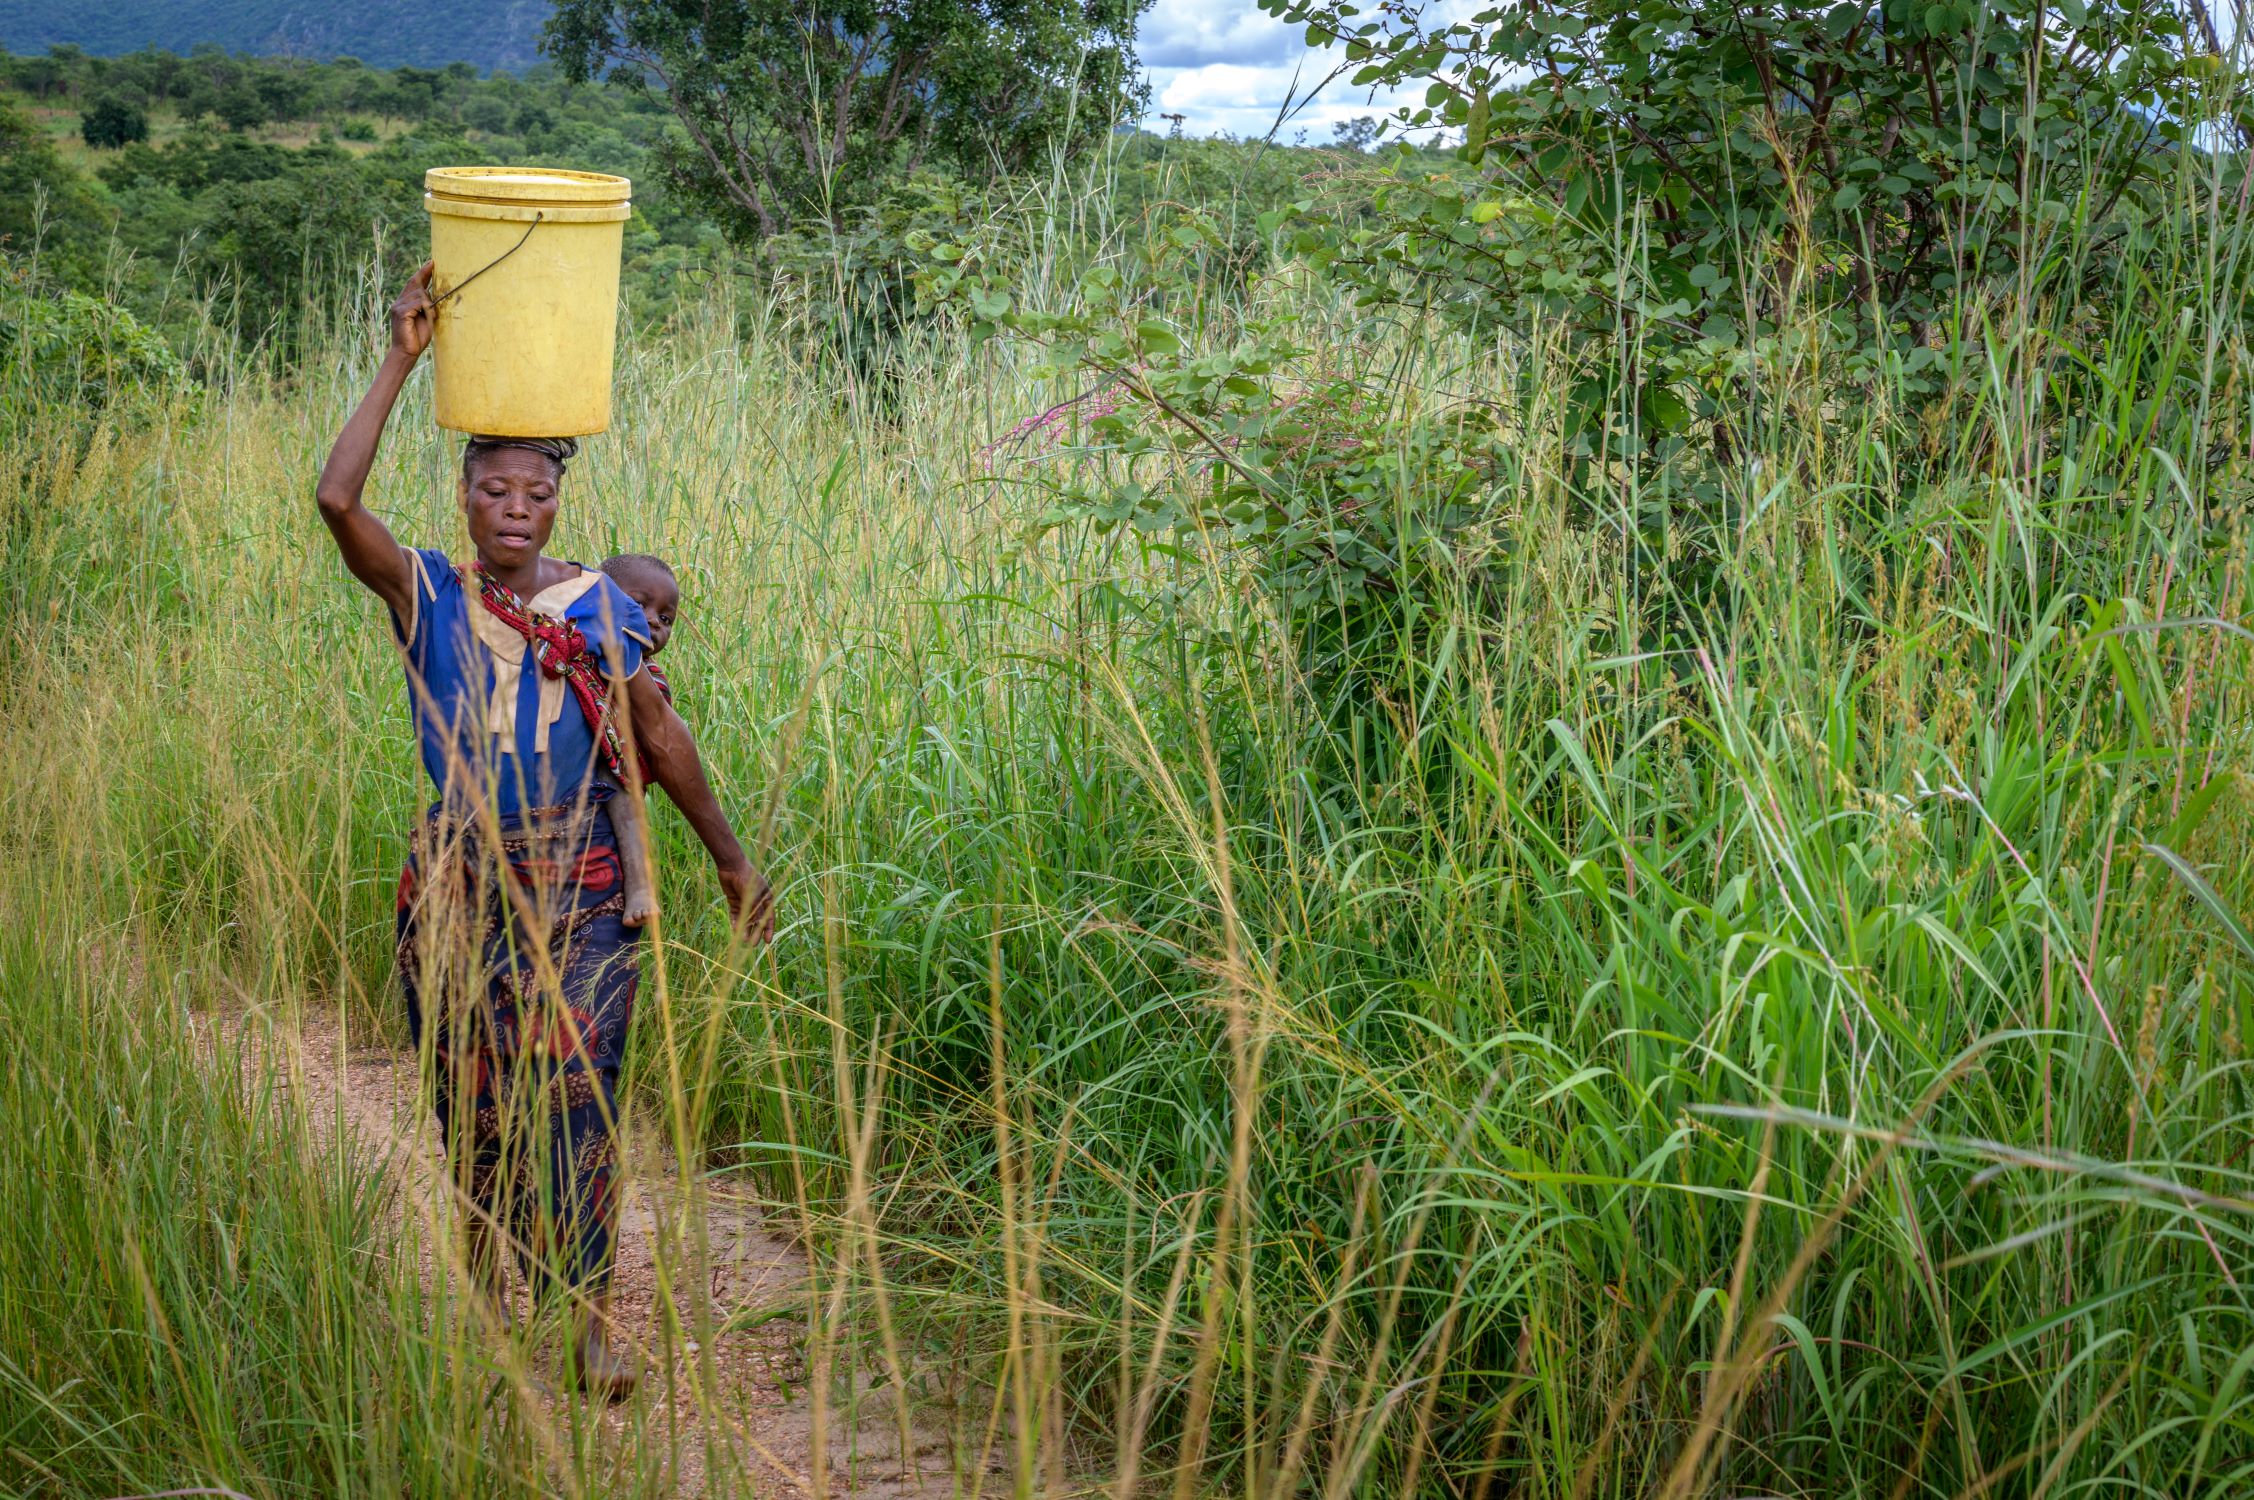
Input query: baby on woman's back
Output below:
<box><xmin>599</xmin><ymin>552</ymin><xmax>680</xmax><ymax>926</ymax></box>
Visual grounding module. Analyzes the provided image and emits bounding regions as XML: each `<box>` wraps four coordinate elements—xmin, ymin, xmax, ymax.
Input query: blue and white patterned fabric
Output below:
<box><xmin>391</xmin><ymin>546</ymin><xmax>650</xmax><ymax>816</ymax></box>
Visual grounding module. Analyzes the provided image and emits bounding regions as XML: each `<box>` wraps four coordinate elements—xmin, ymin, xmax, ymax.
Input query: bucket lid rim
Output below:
<box><xmin>424</xmin><ymin>166</ymin><xmax>632</xmax><ymax>204</ymax></box>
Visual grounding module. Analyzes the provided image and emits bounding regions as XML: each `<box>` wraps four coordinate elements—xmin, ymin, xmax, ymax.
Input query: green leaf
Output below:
<box><xmin>2144</xmin><ymin>842</ymin><xmax>2254</xmax><ymax>963</ymax></box>
<box><xmin>1944</xmin><ymin>1279</ymin><xmax>2165</xmax><ymax>1381</ymax></box>
<box><xmin>1137</xmin><ymin>319</ymin><xmax>1182</xmax><ymax>354</ymax></box>
<box><xmin>2162</xmin><ymin>774</ymin><xmax>2234</xmax><ymax>848</ymax></box>
<box><xmin>1769</xmin><ymin>1314</ymin><xmax>1840</xmax><ymax>1430</ymax></box>
<box><xmin>1644</xmin><ymin>384</ymin><xmax>1691</xmax><ymax>432</ymax></box>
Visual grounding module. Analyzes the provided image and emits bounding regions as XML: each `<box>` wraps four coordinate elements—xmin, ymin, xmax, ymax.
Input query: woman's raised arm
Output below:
<box><xmin>314</xmin><ymin>262</ymin><xmax>435</xmax><ymax>625</ymax></box>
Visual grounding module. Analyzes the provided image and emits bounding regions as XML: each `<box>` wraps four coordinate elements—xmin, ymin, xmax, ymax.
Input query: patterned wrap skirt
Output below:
<box><xmin>394</xmin><ymin>795</ymin><xmax>640</xmax><ymax>1297</ymax></box>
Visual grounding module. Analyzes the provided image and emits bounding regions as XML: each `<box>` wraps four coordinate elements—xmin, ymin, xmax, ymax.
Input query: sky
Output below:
<box><xmin>1135</xmin><ymin>0</ymin><xmax>1425</xmax><ymax>142</ymax></box>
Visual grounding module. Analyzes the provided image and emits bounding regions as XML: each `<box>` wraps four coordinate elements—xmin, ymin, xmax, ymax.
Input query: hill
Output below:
<box><xmin>0</xmin><ymin>0</ymin><xmax>551</xmax><ymax>72</ymax></box>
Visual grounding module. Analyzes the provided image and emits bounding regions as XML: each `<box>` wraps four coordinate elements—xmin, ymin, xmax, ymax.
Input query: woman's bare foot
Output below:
<box><xmin>574</xmin><ymin>1295</ymin><xmax>639</xmax><ymax>1400</ymax></box>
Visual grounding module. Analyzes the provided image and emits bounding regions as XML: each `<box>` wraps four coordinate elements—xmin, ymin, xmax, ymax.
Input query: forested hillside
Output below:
<box><xmin>0</xmin><ymin>45</ymin><xmax>716</xmax><ymax>351</ymax></box>
<box><xmin>0</xmin><ymin>1</ymin><xmax>548</xmax><ymax>71</ymax></box>
<box><xmin>0</xmin><ymin>43</ymin><xmax>1354</xmax><ymax>373</ymax></box>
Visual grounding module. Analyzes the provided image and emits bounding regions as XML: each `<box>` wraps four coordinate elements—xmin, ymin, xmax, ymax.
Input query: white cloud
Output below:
<box><xmin>1139</xmin><ymin>0</ymin><xmax>1303</xmax><ymax>68</ymax></box>
<box><xmin>1135</xmin><ymin>0</ymin><xmax>1425</xmax><ymax>142</ymax></box>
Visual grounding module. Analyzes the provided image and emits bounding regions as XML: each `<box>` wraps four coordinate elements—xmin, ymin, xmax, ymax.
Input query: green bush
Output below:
<box><xmin>0</xmin><ymin>265</ymin><xmax>192</xmax><ymax>407</ymax></box>
<box><xmin>1</xmin><ymin>46</ymin><xmax>740</xmax><ymax>347</ymax></box>
<box><xmin>1268</xmin><ymin>0</ymin><xmax>2218</xmax><ymax>454</ymax></box>
<box><xmin>213</xmin><ymin>81</ymin><xmax>268</xmax><ymax>131</ymax></box>
<box><xmin>79</xmin><ymin>94</ymin><xmax>149</xmax><ymax>149</ymax></box>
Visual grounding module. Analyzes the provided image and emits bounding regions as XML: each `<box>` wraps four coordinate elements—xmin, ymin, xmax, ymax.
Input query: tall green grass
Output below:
<box><xmin>5</xmin><ymin>123</ymin><xmax>2254</xmax><ymax>1497</ymax></box>
<box><xmin>0</xmin><ymin>580</ymin><xmax>682</xmax><ymax>1495</ymax></box>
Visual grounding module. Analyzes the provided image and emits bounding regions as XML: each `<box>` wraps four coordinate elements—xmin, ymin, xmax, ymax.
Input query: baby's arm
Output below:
<box><xmin>609</xmin><ymin>775</ymin><xmax>658</xmax><ymax>927</ymax></box>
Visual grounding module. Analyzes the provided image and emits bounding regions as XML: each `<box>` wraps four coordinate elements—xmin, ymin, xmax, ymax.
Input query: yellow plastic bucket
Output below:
<box><xmin>424</xmin><ymin>167</ymin><xmax>632</xmax><ymax>438</ymax></box>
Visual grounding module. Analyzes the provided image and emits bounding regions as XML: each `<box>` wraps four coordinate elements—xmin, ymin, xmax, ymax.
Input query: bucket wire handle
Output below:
<box><xmin>432</xmin><ymin>212</ymin><xmax>545</xmax><ymax>309</ymax></box>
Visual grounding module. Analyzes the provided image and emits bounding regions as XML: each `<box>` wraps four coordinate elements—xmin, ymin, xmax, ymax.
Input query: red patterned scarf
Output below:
<box><xmin>465</xmin><ymin>563</ymin><xmax>629</xmax><ymax>779</ymax></box>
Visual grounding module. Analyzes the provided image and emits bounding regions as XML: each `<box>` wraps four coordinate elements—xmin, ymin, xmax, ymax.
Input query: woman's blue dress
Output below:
<box><xmin>388</xmin><ymin>548</ymin><xmax>652</xmax><ymax>1296</ymax></box>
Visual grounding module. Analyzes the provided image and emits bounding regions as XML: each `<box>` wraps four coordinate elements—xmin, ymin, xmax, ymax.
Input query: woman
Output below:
<box><xmin>315</xmin><ymin>263</ymin><xmax>772</xmax><ymax>1398</ymax></box>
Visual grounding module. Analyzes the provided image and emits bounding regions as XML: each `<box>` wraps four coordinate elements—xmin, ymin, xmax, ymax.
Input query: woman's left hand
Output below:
<box><xmin>718</xmin><ymin>859</ymin><xmax>775</xmax><ymax>945</ymax></box>
<box><xmin>626</xmin><ymin>672</ymin><xmax>770</xmax><ymax>943</ymax></box>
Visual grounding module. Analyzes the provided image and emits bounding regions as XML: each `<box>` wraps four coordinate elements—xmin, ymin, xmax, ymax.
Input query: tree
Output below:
<box><xmin>200</xmin><ymin>162</ymin><xmax>418</xmax><ymax>338</ymax></box>
<box><xmin>0</xmin><ymin>98</ymin><xmax>67</xmax><ymax>245</ymax></box>
<box><xmin>389</xmin><ymin>66</ymin><xmax>446</xmax><ymax>117</ymax></box>
<box><xmin>543</xmin><ymin>0</ymin><xmax>1153</xmax><ymax>238</ymax></box>
<box><xmin>1260</xmin><ymin>0</ymin><xmax>2220</xmax><ymax>446</ymax></box>
<box><xmin>13</xmin><ymin>55</ymin><xmax>66</xmax><ymax>99</ymax></box>
<box><xmin>81</xmin><ymin>96</ymin><xmax>149</xmax><ymax>150</ymax></box>
<box><xmin>214</xmin><ymin>83</ymin><xmax>269</xmax><ymax>132</ymax></box>
<box><xmin>109</xmin><ymin>48</ymin><xmax>187</xmax><ymax>105</ymax></box>
<box><xmin>0</xmin><ymin>97</ymin><xmax>104</xmax><ymax>276</ymax></box>
<box><xmin>253</xmin><ymin>68</ymin><xmax>313</xmax><ymax>122</ymax></box>
<box><xmin>1329</xmin><ymin>115</ymin><xmax>1379</xmax><ymax>150</ymax></box>
<box><xmin>468</xmin><ymin>95</ymin><xmax>515</xmax><ymax>133</ymax></box>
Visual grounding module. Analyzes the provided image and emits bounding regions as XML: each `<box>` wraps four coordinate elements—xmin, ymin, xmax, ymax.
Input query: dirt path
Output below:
<box><xmin>241</xmin><ymin>1006</ymin><xmax>996</xmax><ymax>1499</ymax></box>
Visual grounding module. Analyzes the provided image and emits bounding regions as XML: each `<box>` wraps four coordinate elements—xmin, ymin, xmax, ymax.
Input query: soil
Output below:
<box><xmin>234</xmin><ymin>1004</ymin><xmax>1007</xmax><ymax>1499</ymax></box>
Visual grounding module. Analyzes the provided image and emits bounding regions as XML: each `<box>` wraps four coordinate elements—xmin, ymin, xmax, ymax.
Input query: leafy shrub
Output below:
<box><xmin>0</xmin><ymin>264</ymin><xmax>191</xmax><ymax>407</ymax></box>
<box><xmin>1267</xmin><ymin>0</ymin><xmax>2220</xmax><ymax>451</ymax></box>
<box><xmin>462</xmin><ymin>95</ymin><xmax>510</xmax><ymax>134</ymax></box>
<box><xmin>929</xmin><ymin>205</ymin><xmax>1514</xmax><ymax>688</ymax></box>
<box><xmin>546</xmin><ymin>0</ymin><xmax>1153</xmax><ymax>238</ymax></box>
<box><xmin>198</xmin><ymin>162</ymin><xmax>419</xmax><ymax>334</ymax></box>
<box><xmin>80</xmin><ymin>95</ymin><xmax>148</xmax><ymax>149</ymax></box>
<box><xmin>0</xmin><ymin>98</ymin><xmax>103</xmax><ymax>279</ymax></box>
<box><xmin>768</xmin><ymin>173</ymin><xmax>1016</xmax><ymax>368</ymax></box>
<box><xmin>98</xmin><ymin>127</ymin><xmax>299</xmax><ymax>195</ymax></box>
<box><xmin>213</xmin><ymin>82</ymin><xmax>269</xmax><ymax>132</ymax></box>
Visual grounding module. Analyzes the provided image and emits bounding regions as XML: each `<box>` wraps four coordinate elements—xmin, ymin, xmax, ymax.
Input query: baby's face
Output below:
<box><xmin>627</xmin><ymin>576</ymin><xmax>681</xmax><ymax>655</ymax></box>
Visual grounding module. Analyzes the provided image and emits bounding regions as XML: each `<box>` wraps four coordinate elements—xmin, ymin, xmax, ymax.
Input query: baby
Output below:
<box><xmin>599</xmin><ymin>553</ymin><xmax>680</xmax><ymax>927</ymax></box>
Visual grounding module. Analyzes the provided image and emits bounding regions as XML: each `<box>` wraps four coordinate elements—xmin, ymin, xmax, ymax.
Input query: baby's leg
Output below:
<box><xmin>609</xmin><ymin>781</ymin><xmax>659</xmax><ymax>927</ymax></box>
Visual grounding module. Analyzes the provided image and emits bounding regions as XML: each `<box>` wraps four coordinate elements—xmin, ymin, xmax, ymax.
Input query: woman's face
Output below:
<box><xmin>459</xmin><ymin>448</ymin><xmax>560</xmax><ymax>572</ymax></box>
